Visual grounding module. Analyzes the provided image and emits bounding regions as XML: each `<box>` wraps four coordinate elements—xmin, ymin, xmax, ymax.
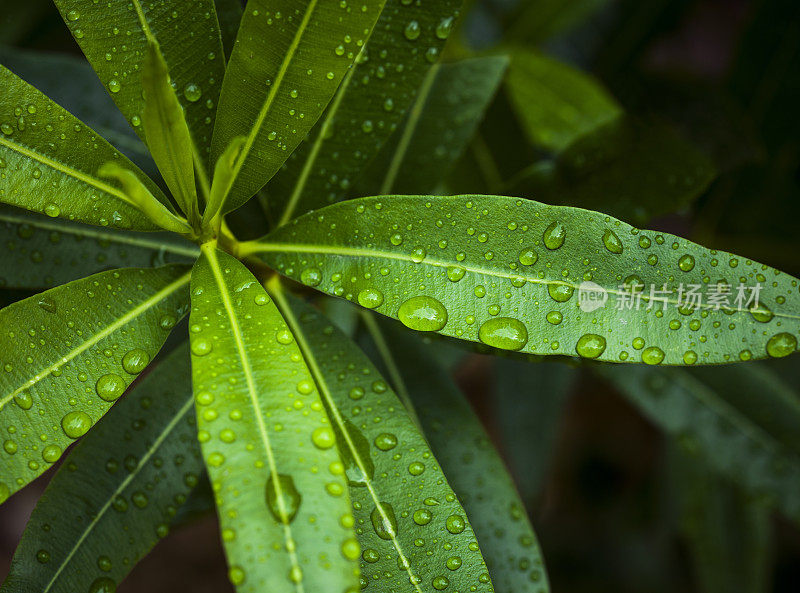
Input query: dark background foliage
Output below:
<box><xmin>2</xmin><ymin>0</ymin><xmax>799</xmax><ymax>591</ymax></box>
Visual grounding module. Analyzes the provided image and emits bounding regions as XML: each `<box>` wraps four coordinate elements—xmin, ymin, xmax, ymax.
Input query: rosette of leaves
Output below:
<box><xmin>0</xmin><ymin>2</ymin><xmax>799</xmax><ymax>593</ymax></box>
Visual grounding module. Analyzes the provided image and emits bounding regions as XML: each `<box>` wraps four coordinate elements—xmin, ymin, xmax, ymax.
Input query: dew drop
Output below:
<box><xmin>300</xmin><ymin>267</ymin><xmax>322</xmax><ymax>287</ymax></box>
<box><xmin>96</xmin><ymin>374</ymin><xmax>126</xmax><ymax>401</ymax></box>
<box><xmin>766</xmin><ymin>332</ymin><xmax>797</xmax><ymax>358</ymax></box>
<box><xmin>191</xmin><ymin>338</ymin><xmax>213</xmax><ymax>356</ymax></box>
<box><xmin>357</xmin><ymin>288</ymin><xmax>384</xmax><ymax>309</ymax></box>
<box><xmin>183</xmin><ymin>83</ymin><xmax>202</xmax><ymax>102</ymax></box>
<box><xmin>371</xmin><ymin>502</ymin><xmax>398</xmax><ymax>540</ymax></box>
<box><xmin>446</xmin><ymin>266</ymin><xmax>465</xmax><ymax>282</ymax></box>
<box><xmin>122</xmin><ymin>349</ymin><xmax>150</xmax><ymax>374</ymax></box>
<box><xmin>374</xmin><ymin>432</ymin><xmax>398</xmax><ymax>451</ymax></box>
<box><xmin>641</xmin><ymin>346</ymin><xmax>665</xmax><ymax>365</ymax></box>
<box><xmin>404</xmin><ymin>20</ymin><xmax>421</xmax><ymax>40</ymax></box>
<box><xmin>547</xmin><ymin>283</ymin><xmax>574</xmax><ymax>302</ymax></box>
<box><xmin>678</xmin><ymin>254</ymin><xmax>695</xmax><ymax>272</ymax></box>
<box><xmin>519</xmin><ymin>248</ymin><xmax>538</xmax><ymax>266</ymax></box>
<box><xmin>575</xmin><ymin>334</ymin><xmax>607</xmax><ymax>359</ymax></box>
<box><xmin>478</xmin><ymin>317</ymin><xmax>528</xmax><ymax>351</ymax></box>
<box><xmin>44</xmin><ymin>204</ymin><xmax>60</xmax><ymax>218</ymax></box>
<box><xmin>398</xmin><ymin>296</ymin><xmax>448</xmax><ymax>332</ymax></box>
<box><xmin>89</xmin><ymin>577</ymin><xmax>116</xmax><ymax>593</ymax></box>
<box><xmin>265</xmin><ymin>473</ymin><xmax>302</xmax><ymax>523</ymax></box>
<box><xmin>61</xmin><ymin>411</ymin><xmax>92</xmax><ymax>438</ymax></box>
<box><xmin>311</xmin><ymin>426</ymin><xmax>335</xmax><ymax>449</ymax></box>
<box><xmin>108</xmin><ymin>80</ymin><xmax>121</xmax><ymax>93</ymax></box>
<box><xmin>543</xmin><ymin>221</ymin><xmax>566</xmax><ymax>250</ymax></box>
<box><xmin>602</xmin><ymin>229</ymin><xmax>623</xmax><ymax>254</ymax></box>
<box><xmin>445</xmin><ymin>514</ymin><xmax>466</xmax><ymax>534</ymax></box>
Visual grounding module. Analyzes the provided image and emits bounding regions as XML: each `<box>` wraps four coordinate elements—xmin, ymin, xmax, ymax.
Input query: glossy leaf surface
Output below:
<box><xmin>269</xmin><ymin>292</ymin><xmax>494</xmax><ymax>593</ymax></box>
<box><xmin>54</xmin><ymin>0</ymin><xmax>226</xmax><ymax>176</ymax></box>
<box><xmin>357</xmin><ymin>56</ymin><xmax>508</xmax><ymax>195</ymax></box>
<box><xmin>0</xmin><ymin>344</ymin><xmax>202</xmax><ymax>593</ymax></box>
<box><xmin>0</xmin><ymin>265</ymin><xmax>191</xmax><ymax>504</ymax></box>
<box><xmin>504</xmin><ymin>49</ymin><xmax>622</xmax><ymax>153</ymax></box>
<box><xmin>0</xmin><ymin>206</ymin><xmax>198</xmax><ymax>289</ymax></box>
<box><xmin>189</xmin><ymin>248</ymin><xmax>357</xmax><ymax>593</ymax></box>
<box><xmin>0</xmin><ymin>47</ymin><xmax>151</xmax><ymax>169</ymax></box>
<box><xmin>0</xmin><ymin>65</ymin><xmax>163</xmax><ymax>230</ymax></box>
<box><xmin>266</xmin><ymin>0</ymin><xmax>463</xmax><ymax>223</ymax></box>
<box><xmin>382</xmin><ymin>326</ymin><xmax>550</xmax><ymax>592</ymax></box>
<box><xmin>247</xmin><ymin>194</ymin><xmax>800</xmax><ymax>365</ymax></box>
<box><xmin>211</xmin><ymin>0</ymin><xmax>386</xmax><ymax>214</ymax></box>
<box><xmin>601</xmin><ymin>364</ymin><xmax>800</xmax><ymax>522</ymax></box>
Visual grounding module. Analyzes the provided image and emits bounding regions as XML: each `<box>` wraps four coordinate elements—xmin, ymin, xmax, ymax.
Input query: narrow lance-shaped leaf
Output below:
<box><xmin>243</xmin><ymin>195</ymin><xmax>800</xmax><ymax>365</ymax></box>
<box><xmin>0</xmin><ymin>206</ymin><xmax>198</xmax><ymax>290</ymax></box>
<box><xmin>0</xmin><ymin>343</ymin><xmax>203</xmax><ymax>593</ymax></box>
<box><xmin>377</xmin><ymin>324</ymin><xmax>551</xmax><ymax>592</ymax></box>
<box><xmin>0</xmin><ymin>65</ymin><xmax>166</xmax><ymax>230</ymax></box>
<box><xmin>266</xmin><ymin>0</ymin><xmax>463</xmax><ymax>224</ymax></box>
<box><xmin>667</xmin><ymin>443</ymin><xmax>771</xmax><ymax>593</ymax></box>
<box><xmin>188</xmin><ymin>248</ymin><xmax>358</xmax><ymax>593</ymax></box>
<box><xmin>267</xmin><ymin>289</ymin><xmax>495</xmax><ymax>593</ymax></box>
<box><xmin>599</xmin><ymin>364</ymin><xmax>800</xmax><ymax>523</ymax></box>
<box><xmin>0</xmin><ymin>265</ymin><xmax>191</xmax><ymax>505</ymax></box>
<box><xmin>503</xmin><ymin>48</ymin><xmax>622</xmax><ymax>154</ymax></box>
<box><xmin>54</xmin><ymin>0</ymin><xmax>226</xmax><ymax>180</ymax></box>
<box><xmin>141</xmin><ymin>42</ymin><xmax>198</xmax><ymax>225</ymax></box>
<box><xmin>357</xmin><ymin>56</ymin><xmax>508</xmax><ymax>195</ymax></box>
<box><xmin>0</xmin><ymin>46</ymin><xmax>151</xmax><ymax>170</ymax></box>
<box><xmin>210</xmin><ymin>0</ymin><xmax>387</xmax><ymax>215</ymax></box>
<box><xmin>492</xmin><ymin>358</ymin><xmax>575</xmax><ymax>502</ymax></box>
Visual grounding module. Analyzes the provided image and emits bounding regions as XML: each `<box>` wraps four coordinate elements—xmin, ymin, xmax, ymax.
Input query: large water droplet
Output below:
<box><xmin>122</xmin><ymin>349</ymin><xmax>150</xmax><ymax>374</ymax></box>
<box><xmin>641</xmin><ymin>346</ymin><xmax>665</xmax><ymax>365</ymax></box>
<box><xmin>575</xmin><ymin>334</ymin><xmax>607</xmax><ymax>359</ymax></box>
<box><xmin>478</xmin><ymin>317</ymin><xmax>528</xmax><ymax>351</ymax></box>
<box><xmin>543</xmin><ymin>221</ymin><xmax>566</xmax><ymax>250</ymax></box>
<box><xmin>678</xmin><ymin>254</ymin><xmax>695</xmax><ymax>272</ymax></box>
<box><xmin>357</xmin><ymin>288</ymin><xmax>384</xmax><ymax>309</ymax></box>
<box><xmin>371</xmin><ymin>502</ymin><xmax>398</xmax><ymax>540</ymax></box>
<box><xmin>547</xmin><ymin>283</ymin><xmax>574</xmax><ymax>302</ymax></box>
<box><xmin>398</xmin><ymin>296</ymin><xmax>448</xmax><ymax>331</ymax></box>
<box><xmin>602</xmin><ymin>229</ymin><xmax>623</xmax><ymax>254</ymax></box>
<box><xmin>766</xmin><ymin>332</ymin><xmax>797</xmax><ymax>358</ymax></box>
<box><xmin>265</xmin><ymin>473</ymin><xmax>302</xmax><ymax>523</ymax></box>
<box><xmin>61</xmin><ymin>411</ymin><xmax>92</xmax><ymax>439</ymax></box>
<box><xmin>311</xmin><ymin>426</ymin><xmax>335</xmax><ymax>449</ymax></box>
<box><xmin>445</xmin><ymin>514</ymin><xmax>466</xmax><ymax>534</ymax></box>
<box><xmin>96</xmin><ymin>374</ymin><xmax>125</xmax><ymax>401</ymax></box>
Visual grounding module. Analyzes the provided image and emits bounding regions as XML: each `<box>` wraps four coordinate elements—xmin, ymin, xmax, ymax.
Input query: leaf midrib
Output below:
<box><xmin>0</xmin><ymin>210</ymin><xmax>199</xmax><ymax>258</ymax></box>
<box><xmin>268</xmin><ymin>285</ymin><xmax>424</xmax><ymax>593</ymax></box>
<box><xmin>42</xmin><ymin>395</ymin><xmax>194</xmax><ymax>593</ymax></box>
<box><xmin>0</xmin><ymin>134</ymin><xmax>130</xmax><ymax>203</ymax></box>
<box><xmin>222</xmin><ymin>0</ymin><xmax>320</xmax><ymax>205</ymax></box>
<box><xmin>0</xmin><ymin>270</ymin><xmax>191</xmax><ymax>412</ymax></box>
<box><xmin>245</xmin><ymin>241</ymin><xmax>800</xmax><ymax>322</ymax></box>
<box><xmin>203</xmin><ymin>247</ymin><xmax>305</xmax><ymax>593</ymax></box>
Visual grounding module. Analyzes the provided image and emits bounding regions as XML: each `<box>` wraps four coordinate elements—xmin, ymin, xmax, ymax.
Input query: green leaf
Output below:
<box><xmin>268</xmin><ymin>290</ymin><xmax>494</xmax><ymax>593</ymax></box>
<box><xmin>379</xmin><ymin>325</ymin><xmax>551</xmax><ymax>592</ymax></box>
<box><xmin>0</xmin><ymin>65</ymin><xmax>165</xmax><ymax>230</ymax></box>
<box><xmin>599</xmin><ymin>364</ymin><xmax>800</xmax><ymax>523</ymax></box>
<box><xmin>210</xmin><ymin>0</ymin><xmax>387</xmax><ymax>215</ymax></box>
<box><xmin>214</xmin><ymin>0</ymin><xmax>244</xmax><ymax>59</ymax></box>
<box><xmin>0</xmin><ymin>343</ymin><xmax>203</xmax><ymax>593</ymax></box>
<box><xmin>667</xmin><ymin>443</ymin><xmax>771</xmax><ymax>593</ymax></box>
<box><xmin>265</xmin><ymin>0</ymin><xmax>463</xmax><ymax>224</ymax></box>
<box><xmin>204</xmin><ymin>136</ymin><xmax>248</xmax><ymax>228</ymax></box>
<box><xmin>504</xmin><ymin>0</ymin><xmax>612</xmax><ymax>44</ymax></box>
<box><xmin>507</xmin><ymin>117</ymin><xmax>717</xmax><ymax>225</ymax></box>
<box><xmin>188</xmin><ymin>248</ymin><xmax>357</xmax><ymax>593</ymax></box>
<box><xmin>504</xmin><ymin>48</ymin><xmax>622</xmax><ymax>153</ymax></box>
<box><xmin>492</xmin><ymin>358</ymin><xmax>575</xmax><ymax>501</ymax></box>
<box><xmin>0</xmin><ymin>206</ymin><xmax>198</xmax><ymax>290</ymax></box>
<box><xmin>141</xmin><ymin>42</ymin><xmax>199</xmax><ymax>225</ymax></box>
<box><xmin>0</xmin><ymin>265</ymin><xmax>191</xmax><ymax>505</ymax></box>
<box><xmin>243</xmin><ymin>194</ymin><xmax>800</xmax><ymax>365</ymax></box>
<box><xmin>0</xmin><ymin>46</ymin><xmax>152</xmax><ymax>169</ymax></box>
<box><xmin>356</xmin><ymin>56</ymin><xmax>508</xmax><ymax>195</ymax></box>
<box><xmin>53</xmin><ymin>0</ymin><xmax>226</xmax><ymax>183</ymax></box>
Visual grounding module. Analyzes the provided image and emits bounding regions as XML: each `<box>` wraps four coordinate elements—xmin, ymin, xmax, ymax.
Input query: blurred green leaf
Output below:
<box><xmin>600</xmin><ymin>364</ymin><xmax>800</xmax><ymax>523</ymax></box>
<box><xmin>214</xmin><ymin>0</ymin><xmax>243</xmax><ymax>59</ymax></box>
<box><xmin>0</xmin><ymin>265</ymin><xmax>190</xmax><ymax>505</ymax></box>
<box><xmin>508</xmin><ymin>117</ymin><xmax>716</xmax><ymax>224</ymax></box>
<box><xmin>0</xmin><ymin>343</ymin><xmax>202</xmax><ymax>593</ymax></box>
<box><xmin>505</xmin><ymin>0</ymin><xmax>612</xmax><ymax>44</ymax></box>
<box><xmin>667</xmin><ymin>443</ymin><xmax>772</xmax><ymax>593</ymax></box>
<box><xmin>505</xmin><ymin>48</ymin><xmax>622</xmax><ymax>153</ymax></box>
<box><xmin>356</xmin><ymin>56</ymin><xmax>508</xmax><ymax>195</ymax></box>
<box><xmin>0</xmin><ymin>206</ymin><xmax>198</xmax><ymax>290</ymax></box>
